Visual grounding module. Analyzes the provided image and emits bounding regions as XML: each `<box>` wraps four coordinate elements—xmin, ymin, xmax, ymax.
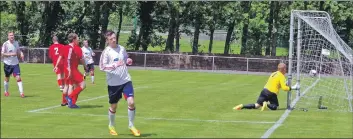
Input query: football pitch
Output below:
<box><xmin>1</xmin><ymin>64</ymin><xmax>352</xmax><ymax>138</ymax></box>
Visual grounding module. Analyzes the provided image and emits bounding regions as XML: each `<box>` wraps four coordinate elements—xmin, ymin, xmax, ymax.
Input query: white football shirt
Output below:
<box><xmin>99</xmin><ymin>45</ymin><xmax>131</xmax><ymax>86</ymax></box>
<box><xmin>81</xmin><ymin>46</ymin><xmax>94</xmax><ymax>64</ymax></box>
<box><xmin>1</xmin><ymin>40</ymin><xmax>20</xmax><ymax>65</ymax></box>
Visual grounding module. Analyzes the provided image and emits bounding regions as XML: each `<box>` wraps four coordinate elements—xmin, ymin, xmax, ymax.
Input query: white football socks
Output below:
<box><xmin>17</xmin><ymin>81</ymin><xmax>23</xmax><ymax>93</ymax></box>
<box><xmin>128</xmin><ymin>107</ymin><xmax>135</xmax><ymax>128</ymax></box>
<box><xmin>108</xmin><ymin>108</ymin><xmax>116</xmax><ymax>127</ymax></box>
<box><xmin>4</xmin><ymin>81</ymin><xmax>9</xmax><ymax>92</ymax></box>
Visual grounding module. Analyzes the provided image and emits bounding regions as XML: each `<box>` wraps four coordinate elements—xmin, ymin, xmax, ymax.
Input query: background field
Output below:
<box><xmin>1</xmin><ymin>64</ymin><xmax>352</xmax><ymax>138</ymax></box>
<box><xmin>117</xmin><ymin>33</ymin><xmax>289</xmax><ymax>56</ymax></box>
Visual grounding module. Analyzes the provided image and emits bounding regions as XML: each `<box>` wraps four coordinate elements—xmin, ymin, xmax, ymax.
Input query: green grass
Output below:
<box><xmin>1</xmin><ymin>64</ymin><xmax>352</xmax><ymax>138</ymax></box>
<box><xmin>117</xmin><ymin>33</ymin><xmax>289</xmax><ymax>56</ymax></box>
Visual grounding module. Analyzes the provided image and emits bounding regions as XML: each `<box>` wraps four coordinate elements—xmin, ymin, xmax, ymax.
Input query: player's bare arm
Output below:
<box><xmin>16</xmin><ymin>46</ymin><xmax>24</xmax><ymax>60</ymax></box>
<box><xmin>1</xmin><ymin>52</ymin><xmax>17</xmax><ymax>57</ymax></box>
<box><xmin>54</xmin><ymin>55</ymin><xmax>62</xmax><ymax>72</ymax></box>
<box><xmin>66</xmin><ymin>63</ymin><xmax>72</xmax><ymax>79</ymax></box>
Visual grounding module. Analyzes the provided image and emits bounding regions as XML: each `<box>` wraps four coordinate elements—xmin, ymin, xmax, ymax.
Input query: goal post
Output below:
<box><xmin>287</xmin><ymin>10</ymin><xmax>353</xmax><ymax>112</ymax></box>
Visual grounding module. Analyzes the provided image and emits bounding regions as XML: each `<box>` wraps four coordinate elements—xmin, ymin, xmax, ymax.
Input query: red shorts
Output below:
<box><xmin>65</xmin><ymin>69</ymin><xmax>83</xmax><ymax>85</ymax></box>
<box><xmin>54</xmin><ymin>65</ymin><xmax>65</xmax><ymax>75</ymax></box>
<box><xmin>53</xmin><ymin>62</ymin><xmax>65</xmax><ymax>74</ymax></box>
<box><xmin>64</xmin><ymin>68</ymin><xmax>71</xmax><ymax>85</ymax></box>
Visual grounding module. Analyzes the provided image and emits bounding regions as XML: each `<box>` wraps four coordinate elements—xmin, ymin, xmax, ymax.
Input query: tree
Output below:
<box><xmin>88</xmin><ymin>1</ymin><xmax>103</xmax><ymax>49</ymax></box>
<box><xmin>180</xmin><ymin>1</ymin><xmax>207</xmax><ymax>54</ymax></box>
<box><xmin>221</xmin><ymin>2</ymin><xmax>242</xmax><ymax>55</ymax></box>
<box><xmin>165</xmin><ymin>1</ymin><xmax>177</xmax><ymax>52</ymax></box>
<box><xmin>265</xmin><ymin>1</ymin><xmax>274</xmax><ymax>55</ymax></box>
<box><xmin>204</xmin><ymin>1</ymin><xmax>228</xmax><ymax>54</ymax></box>
<box><xmin>240</xmin><ymin>1</ymin><xmax>251</xmax><ymax>55</ymax></box>
<box><xmin>12</xmin><ymin>2</ymin><xmax>28</xmax><ymax>46</ymax></box>
<box><xmin>99</xmin><ymin>2</ymin><xmax>113</xmax><ymax>49</ymax></box>
<box><xmin>135</xmin><ymin>1</ymin><xmax>156</xmax><ymax>51</ymax></box>
<box><xmin>38</xmin><ymin>1</ymin><xmax>64</xmax><ymax>47</ymax></box>
<box><xmin>271</xmin><ymin>1</ymin><xmax>280</xmax><ymax>56</ymax></box>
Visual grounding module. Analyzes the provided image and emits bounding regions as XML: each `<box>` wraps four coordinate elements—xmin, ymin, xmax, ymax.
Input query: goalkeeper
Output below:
<box><xmin>233</xmin><ymin>63</ymin><xmax>300</xmax><ymax>111</ymax></box>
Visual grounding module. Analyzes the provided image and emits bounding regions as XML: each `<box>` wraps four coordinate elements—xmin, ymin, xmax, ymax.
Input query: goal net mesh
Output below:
<box><xmin>289</xmin><ymin>10</ymin><xmax>353</xmax><ymax>113</ymax></box>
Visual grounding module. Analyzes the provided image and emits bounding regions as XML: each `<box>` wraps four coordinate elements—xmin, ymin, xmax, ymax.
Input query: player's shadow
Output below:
<box><xmin>79</xmin><ymin>104</ymin><xmax>103</xmax><ymax>109</ymax></box>
<box><xmin>23</xmin><ymin>95</ymin><xmax>35</xmax><ymax>98</ymax></box>
<box><xmin>119</xmin><ymin>133</ymin><xmax>156</xmax><ymax>137</ymax></box>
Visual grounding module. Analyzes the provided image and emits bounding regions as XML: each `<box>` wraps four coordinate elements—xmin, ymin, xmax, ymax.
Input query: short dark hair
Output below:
<box><xmin>68</xmin><ymin>33</ymin><xmax>77</xmax><ymax>43</ymax></box>
<box><xmin>104</xmin><ymin>30</ymin><xmax>115</xmax><ymax>39</ymax></box>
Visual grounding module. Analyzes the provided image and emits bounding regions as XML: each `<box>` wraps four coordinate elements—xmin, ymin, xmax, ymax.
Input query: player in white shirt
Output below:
<box><xmin>81</xmin><ymin>40</ymin><xmax>95</xmax><ymax>84</ymax></box>
<box><xmin>99</xmin><ymin>30</ymin><xmax>140</xmax><ymax>137</ymax></box>
<box><xmin>1</xmin><ymin>32</ymin><xmax>25</xmax><ymax>98</ymax></box>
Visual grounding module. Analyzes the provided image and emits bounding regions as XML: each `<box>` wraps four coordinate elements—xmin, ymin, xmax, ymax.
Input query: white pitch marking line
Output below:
<box><xmin>27</xmin><ymin>86</ymin><xmax>148</xmax><ymax>113</ymax></box>
<box><xmin>260</xmin><ymin>79</ymin><xmax>320</xmax><ymax>138</ymax></box>
<box><xmin>31</xmin><ymin>111</ymin><xmax>276</xmax><ymax>124</ymax></box>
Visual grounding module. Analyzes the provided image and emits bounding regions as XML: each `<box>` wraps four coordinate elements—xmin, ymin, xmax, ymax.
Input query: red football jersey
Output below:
<box><xmin>59</xmin><ymin>44</ymin><xmax>74</xmax><ymax>69</ymax></box>
<box><xmin>71</xmin><ymin>45</ymin><xmax>83</xmax><ymax>70</ymax></box>
<box><xmin>48</xmin><ymin>43</ymin><xmax>64</xmax><ymax>66</ymax></box>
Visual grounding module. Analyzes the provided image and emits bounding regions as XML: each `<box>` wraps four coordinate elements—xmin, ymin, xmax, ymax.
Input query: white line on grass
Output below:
<box><xmin>27</xmin><ymin>86</ymin><xmax>148</xmax><ymax>113</ymax></box>
<box><xmin>260</xmin><ymin>79</ymin><xmax>320</xmax><ymax>138</ymax></box>
<box><xmin>31</xmin><ymin>111</ymin><xmax>276</xmax><ymax>124</ymax></box>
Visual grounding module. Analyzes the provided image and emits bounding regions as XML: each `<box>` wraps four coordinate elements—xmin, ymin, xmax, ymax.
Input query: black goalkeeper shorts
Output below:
<box><xmin>256</xmin><ymin>89</ymin><xmax>279</xmax><ymax>107</ymax></box>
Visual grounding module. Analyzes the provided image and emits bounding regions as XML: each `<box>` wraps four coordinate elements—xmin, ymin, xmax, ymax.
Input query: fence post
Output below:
<box><xmin>43</xmin><ymin>49</ymin><xmax>46</xmax><ymax>64</ymax></box>
<box><xmin>212</xmin><ymin>56</ymin><xmax>215</xmax><ymax>71</ymax></box>
<box><xmin>178</xmin><ymin>54</ymin><xmax>181</xmax><ymax>70</ymax></box>
<box><xmin>246</xmin><ymin>58</ymin><xmax>249</xmax><ymax>75</ymax></box>
<box><xmin>144</xmin><ymin>53</ymin><xmax>147</xmax><ymax>69</ymax></box>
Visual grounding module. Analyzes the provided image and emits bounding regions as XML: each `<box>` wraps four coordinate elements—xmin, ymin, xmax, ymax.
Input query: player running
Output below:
<box><xmin>82</xmin><ymin>40</ymin><xmax>96</xmax><ymax>84</ymax></box>
<box><xmin>1</xmin><ymin>32</ymin><xmax>25</xmax><ymax>98</ymax></box>
<box><xmin>233</xmin><ymin>63</ymin><xmax>300</xmax><ymax>111</ymax></box>
<box><xmin>55</xmin><ymin>33</ymin><xmax>86</xmax><ymax>108</ymax></box>
<box><xmin>49</xmin><ymin>36</ymin><xmax>68</xmax><ymax>106</ymax></box>
<box><xmin>99</xmin><ymin>30</ymin><xmax>140</xmax><ymax>136</ymax></box>
<box><xmin>48</xmin><ymin>36</ymin><xmax>65</xmax><ymax>90</ymax></box>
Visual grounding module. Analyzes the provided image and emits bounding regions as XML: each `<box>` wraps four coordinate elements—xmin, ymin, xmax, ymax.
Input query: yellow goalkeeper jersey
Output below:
<box><xmin>264</xmin><ymin>71</ymin><xmax>290</xmax><ymax>95</ymax></box>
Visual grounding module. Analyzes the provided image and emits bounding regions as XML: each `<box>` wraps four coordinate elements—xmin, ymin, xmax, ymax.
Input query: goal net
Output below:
<box><xmin>287</xmin><ymin>10</ymin><xmax>353</xmax><ymax>113</ymax></box>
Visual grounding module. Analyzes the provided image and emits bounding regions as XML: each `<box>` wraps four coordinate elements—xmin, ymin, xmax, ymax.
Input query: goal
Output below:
<box><xmin>287</xmin><ymin>10</ymin><xmax>353</xmax><ymax>112</ymax></box>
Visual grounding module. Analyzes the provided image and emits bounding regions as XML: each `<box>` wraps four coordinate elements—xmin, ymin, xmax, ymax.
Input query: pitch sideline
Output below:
<box><xmin>31</xmin><ymin>111</ymin><xmax>277</xmax><ymax>124</ymax></box>
<box><xmin>27</xmin><ymin>86</ymin><xmax>149</xmax><ymax>113</ymax></box>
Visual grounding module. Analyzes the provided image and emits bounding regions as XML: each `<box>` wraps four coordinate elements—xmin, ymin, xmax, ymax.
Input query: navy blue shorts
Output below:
<box><xmin>85</xmin><ymin>64</ymin><xmax>94</xmax><ymax>73</ymax></box>
<box><xmin>256</xmin><ymin>89</ymin><xmax>279</xmax><ymax>107</ymax></box>
<box><xmin>4</xmin><ymin>64</ymin><xmax>21</xmax><ymax>77</ymax></box>
<box><xmin>107</xmin><ymin>81</ymin><xmax>134</xmax><ymax>104</ymax></box>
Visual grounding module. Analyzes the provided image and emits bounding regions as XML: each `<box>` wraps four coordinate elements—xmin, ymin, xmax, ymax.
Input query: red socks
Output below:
<box><xmin>69</xmin><ymin>86</ymin><xmax>82</xmax><ymax>105</ymax></box>
<box><xmin>57</xmin><ymin>79</ymin><xmax>62</xmax><ymax>87</ymax></box>
<box><xmin>62</xmin><ymin>93</ymin><xmax>67</xmax><ymax>104</ymax></box>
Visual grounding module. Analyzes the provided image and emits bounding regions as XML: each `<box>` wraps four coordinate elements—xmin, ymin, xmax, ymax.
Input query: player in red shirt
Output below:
<box><xmin>54</xmin><ymin>43</ymin><xmax>72</xmax><ymax>108</ymax></box>
<box><xmin>48</xmin><ymin>36</ymin><xmax>68</xmax><ymax>106</ymax></box>
<box><xmin>55</xmin><ymin>33</ymin><xmax>86</xmax><ymax>108</ymax></box>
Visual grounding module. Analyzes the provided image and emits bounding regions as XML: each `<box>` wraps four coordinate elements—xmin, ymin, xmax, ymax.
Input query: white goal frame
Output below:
<box><xmin>287</xmin><ymin>10</ymin><xmax>353</xmax><ymax>111</ymax></box>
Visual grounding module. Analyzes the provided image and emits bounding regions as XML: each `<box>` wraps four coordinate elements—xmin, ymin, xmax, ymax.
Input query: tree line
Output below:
<box><xmin>1</xmin><ymin>1</ymin><xmax>353</xmax><ymax>56</ymax></box>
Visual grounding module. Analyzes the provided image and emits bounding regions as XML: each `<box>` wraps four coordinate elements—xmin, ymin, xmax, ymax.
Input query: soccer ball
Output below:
<box><xmin>309</xmin><ymin>70</ymin><xmax>317</xmax><ymax>77</ymax></box>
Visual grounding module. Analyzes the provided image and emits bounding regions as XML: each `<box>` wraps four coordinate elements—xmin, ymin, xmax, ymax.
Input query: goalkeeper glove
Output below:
<box><xmin>290</xmin><ymin>83</ymin><xmax>300</xmax><ymax>90</ymax></box>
